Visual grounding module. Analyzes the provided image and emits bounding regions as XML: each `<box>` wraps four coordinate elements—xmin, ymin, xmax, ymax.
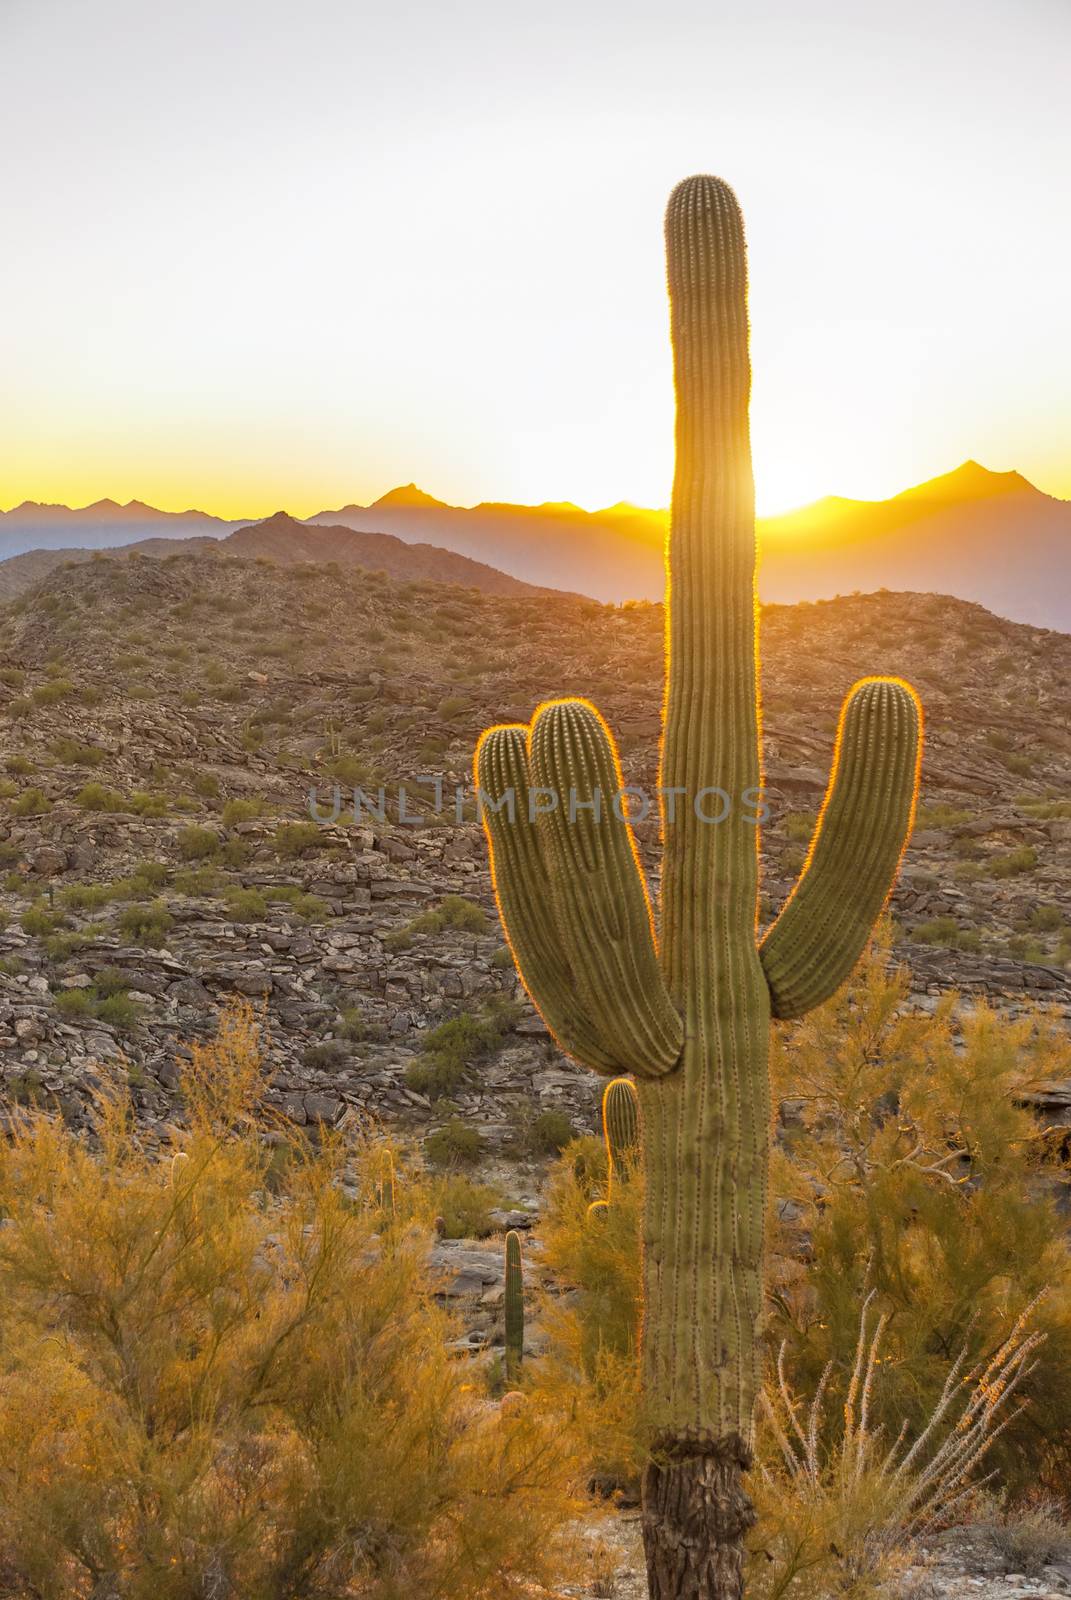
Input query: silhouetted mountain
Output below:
<box><xmin>3</xmin><ymin>462</ymin><xmax>1067</xmax><ymax>626</ymax></box>
<box><xmin>312</xmin><ymin>464</ymin><xmax>1071</xmax><ymax>628</ymax></box>
<box><xmin>0</xmin><ymin>498</ymin><xmax>245</xmax><ymax>553</ymax></box>
<box><xmin>0</xmin><ymin>512</ymin><xmax>570</xmax><ymax>602</ymax></box>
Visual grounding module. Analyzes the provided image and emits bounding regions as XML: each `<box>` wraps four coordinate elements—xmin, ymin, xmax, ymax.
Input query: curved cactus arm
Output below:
<box><xmin>760</xmin><ymin>676</ymin><xmax>922</xmax><ymax>1019</ymax></box>
<box><xmin>528</xmin><ymin>698</ymin><xmax>684</xmax><ymax>1079</ymax></box>
<box><xmin>475</xmin><ymin>722</ymin><xmax>621</xmax><ymax>1074</ymax></box>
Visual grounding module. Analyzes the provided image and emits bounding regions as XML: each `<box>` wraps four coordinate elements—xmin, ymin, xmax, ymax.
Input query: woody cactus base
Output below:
<box><xmin>476</xmin><ymin>175</ymin><xmax>921</xmax><ymax>1600</ymax></box>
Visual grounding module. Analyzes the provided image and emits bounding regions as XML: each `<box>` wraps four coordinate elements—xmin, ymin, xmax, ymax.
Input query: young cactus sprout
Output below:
<box><xmin>602</xmin><ymin>1075</ymin><xmax>640</xmax><ymax>1193</ymax></box>
<box><xmin>503</xmin><ymin>1229</ymin><xmax>524</xmax><ymax>1384</ymax></box>
<box><xmin>475</xmin><ymin>175</ymin><xmax>921</xmax><ymax>1600</ymax></box>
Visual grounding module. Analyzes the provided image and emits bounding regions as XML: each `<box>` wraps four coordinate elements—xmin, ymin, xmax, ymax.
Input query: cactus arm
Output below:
<box><xmin>760</xmin><ymin>676</ymin><xmax>922</xmax><ymax>1019</ymax></box>
<box><xmin>603</xmin><ymin>1076</ymin><xmax>640</xmax><ymax>1190</ymax></box>
<box><xmin>475</xmin><ymin>723</ymin><xmax>620</xmax><ymax>1074</ymax></box>
<box><xmin>528</xmin><ymin>698</ymin><xmax>683</xmax><ymax>1079</ymax></box>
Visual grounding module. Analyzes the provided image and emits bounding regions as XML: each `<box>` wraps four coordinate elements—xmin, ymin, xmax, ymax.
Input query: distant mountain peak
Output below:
<box><xmin>897</xmin><ymin>460</ymin><xmax>1034</xmax><ymax>504</ymax></box>
<box><xmin>371</xmin><ymin>484</ymin><xmax>448</xmax><ymax>511</ymax></box>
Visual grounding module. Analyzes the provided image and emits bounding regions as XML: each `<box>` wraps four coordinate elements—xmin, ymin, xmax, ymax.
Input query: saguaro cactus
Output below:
<box><xmin>602</xmin><ymin>1076</ymin><xmax>639</xmax><ymax>1191</ymax></box>
<box><xmin>504</xmin><ymin>1228</ymin><xmax>524</xmax><ymax>1383</ymax></box>
<box><xmin>475</xmin><ymin>175</ymin><xmax>921</xmax><ymax>1600</ymax></box>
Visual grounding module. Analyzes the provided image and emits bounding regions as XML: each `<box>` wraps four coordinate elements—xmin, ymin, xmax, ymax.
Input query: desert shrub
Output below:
<box><xmin>75</xmin><ymin>782</ymin><xmax>125</xmax><ymax>811</ymax></box>
<box><xmin>12</xmin><ymin>786</ymin><xmax>51</xmax><ymax>816</ymax></box>
<box><xmin>5</xmin><ymin>755</ymin><xmax>34</xmax><ymax>775</ymax></box>
<box><xmin>386</xmin><ymin>894</ymin><xmax>489</xmax><ymax>951</ymax></box>
<box><xmin>221</xmin><ymin>796</ymin><xmax>262</xmax><ymax>825</ymax></box>
<box><xmin>491</xmin><ymin>943</ymin><xmax>514</xmax><ymax>970</ymax></box>
<box><xmin>749</xmin><ymin>1294</ymin><xmax>1044</xmax><ymax>1600</ymax></box>
<box><xmin>424</xmin><ymin>1174</ymin><xmax>500</xmax><ymax>1239</ymax></box>
<box><xmin>174</xmin><ymin>866</ymin><xmax>226</xmax><ymax>896</ymax></box>
<box><xmin>117</xmin><ymin>901</ymin><xmax>173</xmax><ymax>947</ymax></box>
<box><xmin>5</xmin><ymin>697</ymin><xmax>33</xmax><ymax>720</ymax></box>
<box><xmin>21</xmin><ymin>904</ymin><xmax>66</xmax><ymax>938</ymax></box>
<box><xmin>336</xmin><ymin>1005</ymin><xmax>366</xmax><ymax>1042</ymax></box>
<box><xmin>302</xmin><ymin>1040</ymin><xmax>348</xmax><ymax>1070</ymax></box>
<box><xmin>273</xmin><ymin>821</ymin><xmax>325</xmax><ymax>856</ymax></box>
<box><xmin>767</xmin><ymin>931</ymin><xmax>1071</xmax><ymax>1500</ymax></box>
<box><xmin>128</xmin><ymin>791</ymin><xmax>169</xmax><ymax>818</ymax></box>
<box><xmin>980</xmin><ymin>1497</ymin><xmax>1071</xmax><ymax>1576</ymax></box>
<box><xmin>783</xmin><ymin>810</ymin><xmax>816</xmax><ymax>843</ymax></box>
<box><xmin>53</xmin><ymin>986</ymin><xmax>94</xmax><ymax>1018</ymax></box>
<box><xmin>915</xmin><ymin>802</ymin><xmax>971</xmax><ymax>828</ymax></box>
<box><xmin>990</xmin><ymin>845</ymin><xmax>1038</xmax><ymax>878</ymax></box>
<box><xmin>131</xmin><ymin>859</ymin><xmax>170</xmax><ymax>889</ymax></box>
<box><xmin>31</xmin><ymin>677</ymin><xmax>74</xmax><ymax>704</ymax></box>
<box><xmin>910</xmin><ymin>915</ymin><xmax>981</xmax><ymax>951</ymax></box>
<box><xmin>531</xmin><ymin>1108</ymin><xmax>575</xmax><ymax>1154</ymax></box>
<box><xmin>267</xmin><ymin>885</ymin><xmax>330</xmax><ymax>920</ymax></box>
<box><xmin>424</xmin><ymin>1118</ymin><xmax>484</xmax><ymax>1168</ymax></box>
<box><xmin>176</xmin><ymin>824</ymin><xmax>220</xmax><ymax>860</ymax></box>
<box><xmin>60</xmin><ymin>878</ymin><xmax>131</xmax><ymax>912</ymax></box>
<box><xmin>535</xmin><ymin>1134</ymin><xmax>644</xmax><ymax>1487</ymax></box>
<box><xmin>0</xmin><ymin>1004</ymin><xmax>575</xmax><ymax>1599</ymax></box>
<box><xmin>50</xmin><ymin>738</ymin><xmax>105</xmax><ymax>767</ymax></box>
<box><xmin>404</xmin><ymin>997</ymin><xmax>520</xmax><ymax>1099</ymax></box>
<box><xmin>224</xmin><ymin>887</ymin><xmax>268</xmax><ymax>923</ymax></box>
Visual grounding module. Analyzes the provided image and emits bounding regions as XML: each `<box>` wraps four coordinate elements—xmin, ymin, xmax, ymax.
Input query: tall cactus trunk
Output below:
<box><xmin>475</xmin><ymin>173</ymin><xmax>921</xmax><ymax>1600</ymax></box>
<box><xmin>639</xmin><ymin>174</ymin><xmax>768</xmax><ymax>1600</ymax></box>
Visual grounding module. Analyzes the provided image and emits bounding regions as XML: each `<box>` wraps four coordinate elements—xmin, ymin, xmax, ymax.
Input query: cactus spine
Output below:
<box><xmin>602</xmin><ymin>1076</ymin><xmax>639</xmax><ymax>1191</ymax></box>
<box><xmin>503</xmin><ymin>1228</ymin><xmax>524</xmax><ymax>1383</ymax></box>
<box><xmin>475</xmin><ymin>175</ymin><xmax>921</xmax><ymax>1599</ymax></box>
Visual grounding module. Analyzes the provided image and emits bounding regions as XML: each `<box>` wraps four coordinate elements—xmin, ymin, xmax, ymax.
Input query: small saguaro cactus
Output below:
<box><xmin>602</xmin><ymin>1075</ymin><xmax>639</xmax><ymax>1191</ymax></box>
<box><xmin>475</xmin><ymin>175</ymin><xmax>922</xmax><ymax>1599</ymax></box>
<box><xmin>374</xmin><ymin>1149</ymin><xmax>396</xmax><ymax>1221</ymax></box>
<box><xmin>503</xmin><ymin>1228</ymin><xmax>524</xmax><ymax>1383</ymax></box>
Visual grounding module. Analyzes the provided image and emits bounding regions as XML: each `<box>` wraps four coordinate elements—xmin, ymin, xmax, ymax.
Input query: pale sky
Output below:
<box><xmin>2</xmin><ymin>0</ymin><xmax>1068</xmax><ymax>518</ymax></box>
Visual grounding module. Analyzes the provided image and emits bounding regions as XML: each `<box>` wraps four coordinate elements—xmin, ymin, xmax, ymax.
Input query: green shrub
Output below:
<box><xmin>910</xmin><ymin>916</ymin><xmax>981</xmax><ymax>951</ymax></box>
<box><xmin>50</xmin><ymin>738</ymin><xmax>105</xmax><ymax>767</ymax></box>
<box><xmin>21</xmin><ymin>904</ymin><xmax>65</xmax><ymax>938</ymax></box>
<box><xmin>404</xmin><ymin>997</ymin><xmax>520</xmax><ymax>1099</ymax></box>
<box><xmin>12</xmin><ymin>787</ymin><xmax>51</xmax><ymax>816</ymax></box>
<box><xmin>266</xmin><ymin>885</ymin><xmax>329</xmax><ymax>920</ymax></box>
<box><xmin>386</xmin><ymin>894</ymin><xmax>489</xmax><ymax>951</ymax></box>
<box><xmin>273</xmin><ymin>821</ymin><xmax>324</xmax><ymax>856</ymax></box>
<box><xmin>5</xmin><ymin>755</ymin><xmax>34</xmax><ymax>775</ymax></box>
<box><xmin>425</xmin><ymin>1174</ymin><xmax>501</xmax><ymax>1239</ymax></box>
<box><xmin>5</xmin><ymin>698</ymin><xmax>33</xmax><ymax>720</ymax></box>
<box><xmin>177</xmin><ymin>825</ymin><xmax>220</xmax><ymax>861</ymax></box>
<box><xmin>53</xmin><ymin>987</ymin><xmax>94</xmax><ymax>1018</ymax></box>
<box><xmin>221</xmin><ymin>797</ymin><xmax>262</xmax><ymax>826</ymax></box>
<box><xmin>531</xmin><ymin>1108</ymin><xmax>575</xmax><ymax>1155</ymax></box>
<box><xmin>117</xmin><ymin>901</ymin><xmax>173</xmax><ymax>947</ymax></box>
<box><xmin>75</xmin><ymin>783</ymin><xmax>125</xmax><ymax>812</ymax></box>
<box><xmin>424</xmin><ymin>1118</ymin><xmax>484</xmax><ymax>1168</ymax></box>
<box><xmin>31</xmin><ymin>677</ymin><xmax>75</xmax><ymax>704</ymax></box>
<box><xmin>990</xmin><ymin>845</ymin><xmax>1038</xmax><ymax>878</ymax></box>
<box><xmin>224</xmin><ymin>887</ymin><xmax>267</xmax><ymax>923</ymax></box>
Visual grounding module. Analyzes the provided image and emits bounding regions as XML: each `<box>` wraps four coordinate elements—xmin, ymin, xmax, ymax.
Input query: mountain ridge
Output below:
<box><xmin>2</xmin><ymin>460</ymin><xmax>1068</xmax><ymax>627</ymax></box>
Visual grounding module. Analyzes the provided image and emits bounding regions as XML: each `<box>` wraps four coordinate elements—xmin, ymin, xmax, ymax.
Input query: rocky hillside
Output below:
<box><xmin>0</xmin><ymin>512</ymin><xmax>571</xmax><ymax>602</ymax></box>
<box><xmin>0</xmin><ymin>549</ymin><xmax>1068</xmax><ymax>1158</ymax></box>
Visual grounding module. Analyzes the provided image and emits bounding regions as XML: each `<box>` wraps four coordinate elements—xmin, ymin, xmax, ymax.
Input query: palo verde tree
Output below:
<box><xmin>475</xmin><ymin>175</ymin><xmax>921</xmax><ymax>1600</ymax></box>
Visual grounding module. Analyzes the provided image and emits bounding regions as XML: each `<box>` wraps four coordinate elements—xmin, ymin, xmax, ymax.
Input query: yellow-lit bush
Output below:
<box><xmin>535</xmin><ymin>1135</ymin><xmax>646</xmax><ymax>1486</ymax></box>
<box><xmin>767</xmin><ymin>928</ymin><xmax>1071</xmax><ymax>1502</ymax></box>
<box><xmin>0</xmin><ymin>1003</ymin><xmax>577</xmax><ymax>1599</ymax></box>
